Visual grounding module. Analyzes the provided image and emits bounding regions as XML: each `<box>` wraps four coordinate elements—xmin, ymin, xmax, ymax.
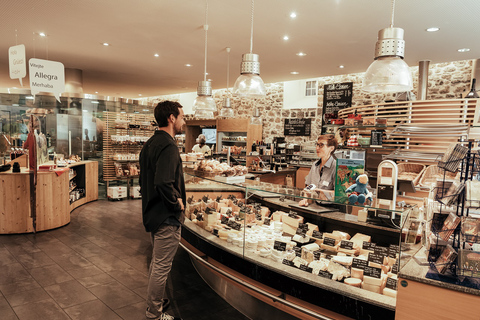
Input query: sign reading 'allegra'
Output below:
<box><xmin>29</xmin><ymin>58</ymin><xmax>65</xmax><ymax>102</ymax></box>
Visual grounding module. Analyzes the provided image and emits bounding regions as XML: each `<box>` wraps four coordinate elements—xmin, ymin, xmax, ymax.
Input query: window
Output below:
<box><xmin>305</xmin><ymin>80</ymin><xmax>317</xmax><ymax>96</ymax></box>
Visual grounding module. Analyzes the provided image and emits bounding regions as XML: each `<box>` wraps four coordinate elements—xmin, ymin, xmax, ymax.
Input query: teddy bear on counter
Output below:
<box><xmin>345</xmin><ymin>174</ymin><xmax>373</xmax><ymax>205</ymax></box>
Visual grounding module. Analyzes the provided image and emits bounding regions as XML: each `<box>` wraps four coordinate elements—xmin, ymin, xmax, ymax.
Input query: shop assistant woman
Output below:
<box><xmin>304</xmin><ymin>134</ymin><xmax>338</xmax><ymax>190</ymax></box>
<box><xmin>192</xmin><ymin>134</ymin><xmax>211</xmax><ymax>155</ymax></box>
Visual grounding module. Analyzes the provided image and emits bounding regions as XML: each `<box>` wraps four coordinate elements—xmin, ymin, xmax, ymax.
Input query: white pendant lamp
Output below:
<box><xmin>219</xmin><ymin>47</ymin><xmax>235</xmax><ymax>118</ymax></box>
<box><xmin>232</xmin><ymin>0</ymin><xmax>266</xmax><ymax>98</ymax></box>
<box><xmin>362</xmin><ymin>0</ymin><xmax>413</xmax><ymax>93</ymax></box>
<box><xmin>194</xmin><ymin>0</ymin><xmax>216</xmax><ymax>119</ymax></box>
<box><xmin>250</xmin><ymin>106</ymin><xmax>262</xmax><ymax>125</ymax></box>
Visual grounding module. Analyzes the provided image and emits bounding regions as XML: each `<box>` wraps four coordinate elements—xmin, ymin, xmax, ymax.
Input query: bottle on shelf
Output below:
<box><xmin>465</xmin><ymin>78</ymin><xmax>479</xmax><ymax>98</ymax></box>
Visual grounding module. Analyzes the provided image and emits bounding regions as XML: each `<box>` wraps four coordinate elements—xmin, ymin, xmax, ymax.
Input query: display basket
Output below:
<box><xmin>438</xmin><ymin>144</ymin><xmax>468</xmax><ymax>173</ymax></box>
<box><xmin>397</xmin><ymin>163</ymin><xmax>426</xmax><ymax>186</ymax></box>
<box><xmin>419</xmin><ymin>165</ymin><xmax>458</xmax><ymax>188</ymax></box>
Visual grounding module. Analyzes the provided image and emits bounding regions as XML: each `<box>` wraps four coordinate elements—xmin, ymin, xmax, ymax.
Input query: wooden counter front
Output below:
<box><xmin>0</xmin><ymin>161</ymin><xmax>98</xmax><ymax>234</ymax></box>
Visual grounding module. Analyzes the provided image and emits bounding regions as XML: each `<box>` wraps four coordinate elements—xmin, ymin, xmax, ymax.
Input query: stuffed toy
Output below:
<box><xmin>345</xmin><ymin>174</ymin><xmax>372</xmax><ymax>205</ymax></box>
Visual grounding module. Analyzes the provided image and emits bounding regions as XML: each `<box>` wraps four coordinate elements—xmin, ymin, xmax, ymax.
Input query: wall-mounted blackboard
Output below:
<box><xmin>284</xmin><ymin>118</ymin><xmax>311</xmax><ymax>136</ymax></box>
<box><xmin>323</xmin><ymin>82</ymin><xmax>353</xmax><ymax>115</ymax></box>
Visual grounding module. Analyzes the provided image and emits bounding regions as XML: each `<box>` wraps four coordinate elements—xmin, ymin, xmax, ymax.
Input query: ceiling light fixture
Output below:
<box><xmin>154</xmin><ymin>53</ymin><xmax>159</xmax><ymax>57</ymax></box>
<box><xmin>339</xmin><ymin>65</ymin><xmax>345</xmax><ymax>69</ymax></box>
<box><xmin>426</xmin><ymin>27</ymin><xmax>440</xmax><ymax>32</ymax></box>
<box><xmin>458</xmin><ymin>48</ymin><xmax>470</xmax><ymax>53</ymax></box>
<box><xmin>290</xmin><ymin>12</ymin><xmax>297</xmax><ymax>18</ymax></box>
<box><xmin>193</xmin><ymin>0</ymin><xmax>216</xmax><ymax>119</ymax></box>
<box><xmin>185</xmin><ymin>64</ymin><xmax>192</xmax><ymax>67</ymax></box>
<box><xmin>296</xmin><ymin>52</ymin><xmax>306</xmax><ymax>56</ymax></box>
<box><xmin>363</xmin><ymin>0</ymin><xmax>413</xmax><ymax>93</ymax></box>
<box><xmin>102</xmin><ymin>42</ymin><xmax>109</xmax><ymax>46</ymax></box>
<box><xmin>283</xmin><ymin>35</ymin><xmax>289</xmax><ymax>40</ymax></box>
<box><xmin>219</xmin><ymin>47</ymin><xmax>234</xmax><ymax>118</ymax></box>
<box><xmin>290</xmin><ymin>71</ymin><xmax>299</xmax><ymax>75</ymax></box>
<box><xmin>39</xmin><ymin>32</ymin><xmax>46</xmax><ymax>37</ymax></box>
<box><xmin>232</xmin><ymin>0</ymin><xmax>266</xmax><ymax>98</ymax></box>
<box><xmin>250</xmin><ymin>106</ymin><xmax>262</xmax><ymax>125</ymax></box>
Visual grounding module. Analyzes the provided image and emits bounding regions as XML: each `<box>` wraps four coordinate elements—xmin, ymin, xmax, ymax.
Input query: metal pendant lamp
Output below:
<box><xmin>219</xmin><ymin>47</ymin><xmax>235</xmax><ymax>118</ymax></box>
<box><xmin>194</xmin><ymin>0</ymin><xmax>216</xmax><ymax>119</ymax></box>
<box><xmin>232</xmin><ymin>0</ymin><xmax>266</xmax><ymax>98</ymax></box>
<box><xmin>362</xmin><ymin>0</ymin><xmax>413</xmax><ymax>93</ymax></box>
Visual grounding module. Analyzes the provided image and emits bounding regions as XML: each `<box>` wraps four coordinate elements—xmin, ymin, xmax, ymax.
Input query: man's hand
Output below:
<box><xmin>178</xmin><ymin>198</ymin><xmax>185</xmax><ymax>211</ymax></box>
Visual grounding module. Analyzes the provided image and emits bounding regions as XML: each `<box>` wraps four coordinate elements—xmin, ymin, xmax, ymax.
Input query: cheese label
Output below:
<box><xmin>368</xmin><ymin>252</ymin><xmax>384</xmax><ymax>265</ymax></box>
<box><xmin>313</xmin><ymin>250</ymin><xmax>322</xmax><ymax>260</ymax></box>
<box><xmin>386</xmin><ymin>277</ymin><xmax>398</xmax><ymax>290</ymax></box>
<box><xmin>352</xmin><ymin>258</ymin><xmax>368</xmax><ymax>270</ymax></box>
<box><xmin>323</xmin><ymin>237</ymin><xmax>336</xmax><ymax>247</ymax></box>
<box><xmin>294</xmin><ymin>247</ymin><xmax>302</xmax><ymax>257</ymax></box>
<box><xmin>340</xmin><ymin>240</ymin><xmax>354</xmax><ymax>250</ymax></box>
<box><xmin>374</xmin><ymin>246</ymin><xmax>389</xmax><ymax>256</ymax></box>
<box><xmin>297</xmin><ymin>223</ymin><xmax>308</xmax><ymax>235</ymax></box>
<box><xmin>299</xmin><ymin>264</ymin><xmax>313</xmax><ymax>273</ymax></box>
<box><xmin>212</xmin><ymin>229</ymin><xmax>219</xmax><ymax>237</ymax></box>
<box><xmin>221</xmin><ymin>216</ymin><xmax>229</xmax><ymax>224</ymax></box>
<box><xmin>312</xmin><ymin>230</ymin><xmax>323</xmax><ymax>239</ymax></box>
<box><xmin>392</xmin><ymin>262</ymin><xmax>399</xmax><ymax>274</ymax></box>
<box><xmin>363</xmin><ymin>241</ymin><xmax>376</xmax><ymax>251</ymax></box>
<box><xmin>364</xmin><ymin>266</ymin><xmax>382</xmax><ymax>279</ymax></box>
<box><xmin>227</xmin><ymin>220</ymin><xmax>242</xmax><ymax>231</ymax></box>
<box><xmin>318</xmin><ymin>270</ymin><xmax>333</xmax><ymax>279</ymax></box>
<box><xmin>388</xmin><ymin>244</ymin><xmax>400</xmax><ymax>258</ymax></box>
<box><xmin>282</xmin><ymin>259</ymin><xmax>294</xmax><ymax>267</ymax></box>
<box><xmin>296</xmin><ymin>227</ymin><xmax>307</xmax><ymax>236</ymax></box>
<box><xmin>264</xmin><ymin>217</ymin><xmax>271</xmax><ymax>226</ymax></box>
<box><xmin>274</xmin><ymin>240</ymin><xmax>287</xmax><ymax>251</ymax></box>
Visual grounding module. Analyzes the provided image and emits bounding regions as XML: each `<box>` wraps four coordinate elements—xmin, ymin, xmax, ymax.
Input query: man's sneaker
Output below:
<box><xmin>159</xmin><ymin>312</ymin><xmax>182</xmax><ymax>320</ymax></box>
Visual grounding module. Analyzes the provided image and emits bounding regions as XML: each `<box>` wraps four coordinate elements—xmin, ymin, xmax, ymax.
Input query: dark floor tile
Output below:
<box><xmin>44</xmin><ymin>279</ymin><xmax>98</xmax><ymax>308</ymax></box>
<box><xmin>76</xmin><ymin>273</ymin><xmax>116</xmax><ymax>288</ymax></box>
<box><xmin>67</xmin><ymin>264</ymin><xmax>105</xmax><ymax>280</ymax></box>
<box><xmin>35</xmin><ymin>240</ymin><xmax>75</xmax><ymax>256</ymax></box>
<box><xmin>28</xmin><ymin>264</ymin><xmax>74</xmax><ymax>287</ymax></box>
<box><xmin>0</xmin><ymin>247</ymin><xmax>18</xmax><ymax>266</ymax></box>
<box><xmin>4</xmin><ymin>287</ymin><xmax>51</xmax><ymax>307</ymax></box>
<box><xmin>12</xmin><ymin>299</ymin><xmax>70</xmax><ymax>320</ymax></box>
<box><xmin>87</xmin><ymin>280</ymin><xmax>144</xmax><ymax>310</ymax></box>
<box><xmin>3</xmin><ymin>241</ymin><xmax>41</xmax><ymax>257</ymax></box>
<box><xmin>133</xmin><ymin>285</ymin><xmax>147</xmax><ymax>300</ymax></box>
<box><xmin>85</xmin><ymin>234</ymin><xmax>124</xmax><ymax>248</ymax></box>
<box><xmin>54</xmin><ymin>233</ymin><xmax>91</xmax><ymax>247</ymax></box>
<box><xmin>0</xmin><ymin>295</ymin><xmax>18</xmax><ymax>320</ymax></box>
<box><xmin>121</xmin><ymin>255</ymin><xmax>150</xmax><ymax>274</ymax></box>
<box><xmin>15</xmin><ymin>251</ymin><xmax>56</xmax><ymax>270</ymax></box>
<box><xmin>70</xmin><ymin>241</ymin><xmax>108</xmax><ymax>258</ymax></box>
<box><xmin>64</xmin><ymin>299</ymin><xmax>122</xmax><ymax>320</ymax></box>
<box><xmin>87</xmin><ymin>253</ymin><xmax>132</xmax><ymax>273</ymax></box>
<box><xmin>0</xmin><ymin>277</ymin><xmax>41</xmax><ymax>295</ymax></box>
<box><xmin>0</xmin><ymin>263</ymin><xmax>31</xmax><ymax>285</ymax></box>
<box><xmin>108</xmin><ymin>266</ymin><xmax>149</xmax><ymax>290</ymax></box>
<box><xmin>114</xmin><ymin>301</ymin><xmax>146</xmax><ymax>320</ymax></box>
<box><xmin>0</xmin><ymin>234</ymin><xmax>29</xmax><ymax>246</ymax></box>
<box><xmin>48</xmin><ymin>252</ymin><xmax>93</xmax><ymax>271</ymax></box>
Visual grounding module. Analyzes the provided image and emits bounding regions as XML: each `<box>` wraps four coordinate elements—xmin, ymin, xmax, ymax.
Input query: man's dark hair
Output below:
<box><xmin>154</xmin><ymin>101</ymin><xmax>183</xmax><ymax>127</ymax></box>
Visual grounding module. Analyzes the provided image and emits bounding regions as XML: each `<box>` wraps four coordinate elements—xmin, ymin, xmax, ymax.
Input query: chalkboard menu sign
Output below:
<box><xmin>323</xmin><ymin>82</ymin><xmax>353</xmax><ymax>115</ymax></box>
<box><xmin>284</xmin><ymin>118</ymin><xmax>311</xmax><ymax>136</ymax></box>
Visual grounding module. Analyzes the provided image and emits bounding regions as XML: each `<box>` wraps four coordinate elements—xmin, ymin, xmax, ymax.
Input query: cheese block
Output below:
<box><xmin>350</xmin><ymin>233</ymin><xmax>371</xmax><ymax>249</ymax></box>
<box><xmin>360</xmin><ymin>249</ymin><xmax>374</xmax><ymax>256</ymax></box>
<box><xmin>204</xmin><ymin>212</ymin><xmax>218</xmax><ymax>226</ymax></box>
<box><xmin>368</xmin><ymin>261</ymin><xmax>382</xmax><ymax>269</ymax></box>
<box><xmin>245</xmin><ymin>213</ymin><xmax>256</xmax><ymax>224</ymax></box>
<box><xmin>320</xmin><ymin>243</ymin><xmax>338</xmax><ymax>253</ymax></box>
<box><xmin>383</xmin><ymin>287</ymin><xmax>397</xmax><ymax>298</ymax></box>
<box><xmin>272</xmin><ymin>211</ymin><xmax>285</xmax><ymax>221</ymax></box>
<box><xmin>337</xmin><ymin>247</ymin><xmax>357</xmax><ymax>256</ymax></box>
<box><xmin>220</xmin><ymin>206</ymin><xmax>232</xmax><ymax>215</ymax></box>
<box><xmin>215</xmin><ymin>202</ymin><xmax>227</xmax><ymax>210</ymax></box>
<box><xmin>332</xmin><ymin>230</ymin><xmax>351</xmax><ymax>240</ymax></box>
<box><xmin>351</xmin><ymin>267</ymin><xmax>364</xmax><ymax>280</ymax></box>
<box><xmin>305</xmin><ymin>223</ymin><xmax>319</xmax><ymax>237</ymax></box>
<box><xmin>363</xmin><ymin>275</ymin><xmax>382</xmax><ymax>286</ymax></box>
<box><xmin>292</xmin><ymin>234</ymin><xmax>310</xmax><ymax>243</ymax></box>
<box><xmin>218</xmin><ymin>229</ymin><xmax>229</xmax><ymax>240</ymax></box>
<box><xmin>282</xmin><ymin>214</ymin><xmax>304</xmax><ymax>228</ymax></box>
<box><xmin>259</xmin><ymin>248</ymin><xmax>271</xmax><ymax>258</ymax></box>
<box><xmin>282</xmin><ymin>223</ymin><xmax>297</xmax><ymax>236</ymax></box>
<box><xmin>332</xmin><ymin>255</ymin><xmax>353</xmax><ymax>266</ymax></box>
<box><xmin>205</xmin><ymin>225</ymin><xmax>214</xmax><ymax>232</ymax></box>
<box><xmin>344</xmin><ymin>278</ymin><xmax>362</xmax><ymax>287</ymax></box>
<box><xmin>260</xmin><ymin>206</ymin><xmax>270</xmax><ymax>218</ymax></box>
<box><xmin>302</xmin><ymin>243</ymin><xmax>320</xmax><ymax>252</ymax></box>
<box><xmin>361</xmin><ymin>282</ymin><xmax>381</xmax><ymax>294</ymax></box>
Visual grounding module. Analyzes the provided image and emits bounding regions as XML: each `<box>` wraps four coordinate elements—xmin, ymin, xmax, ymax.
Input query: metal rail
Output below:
<box><xmin>180</xmin><ymin>242</ymin><xmax>335</xmax><ymax>320</ymax></box>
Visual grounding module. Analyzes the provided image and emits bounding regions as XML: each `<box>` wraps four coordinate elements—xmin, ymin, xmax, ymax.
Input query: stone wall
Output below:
<box><xmin>142</xmin><ymin>59</ymin><xmax>473</xmax><ymax>144</ymax></box>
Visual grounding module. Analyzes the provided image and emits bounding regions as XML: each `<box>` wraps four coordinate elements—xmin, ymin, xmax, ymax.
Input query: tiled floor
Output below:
<box><xmin>0</xmin><ymin>199</ymin><xmax>249</xmax><ymax>320</ymax></box>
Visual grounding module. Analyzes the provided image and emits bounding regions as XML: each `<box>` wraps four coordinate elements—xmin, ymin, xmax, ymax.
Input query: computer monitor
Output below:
<box><xmin>202</xmin><ymin>128</ymin><xmax>217</xmax><ymax>144</ymax></box>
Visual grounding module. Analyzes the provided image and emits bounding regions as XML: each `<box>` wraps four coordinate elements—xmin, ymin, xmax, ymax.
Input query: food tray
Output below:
<box><xmin>397</xmin><ymin>163</ymin><xmax>426</xmax><ymax>186</ymax></box>
<box><xmin>419</xmin><ymin>165</ymin><xmax>458</xmax><ymax>188</ymax></box>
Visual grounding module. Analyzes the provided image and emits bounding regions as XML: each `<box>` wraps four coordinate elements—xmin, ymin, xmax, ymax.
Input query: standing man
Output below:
<box><xmin>140</xmin><ymin>101</ymin><xmax>186</xmax><ymax>320</ymax></box>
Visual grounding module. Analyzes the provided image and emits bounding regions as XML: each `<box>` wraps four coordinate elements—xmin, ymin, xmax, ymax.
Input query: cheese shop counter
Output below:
<box><xmin>0</xmin><ymin>161</ymin><xmax>98</xmax><ymax>234</ymax></box>
<box><xmin>183</xmin><ymin>174</ymin><xmax>407</xmax><ymax>319</ymax></box>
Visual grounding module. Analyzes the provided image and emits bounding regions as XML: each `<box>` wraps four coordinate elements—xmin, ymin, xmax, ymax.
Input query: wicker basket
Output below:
<box><xmin>419</xmin><ymin>165</ymin><xmax>458</xmax><ymax>188</ymax></box>
<box><xmin>397</xmin><ymin>163</ymin><xmax>426</xmax><ymax>186</ymax></box>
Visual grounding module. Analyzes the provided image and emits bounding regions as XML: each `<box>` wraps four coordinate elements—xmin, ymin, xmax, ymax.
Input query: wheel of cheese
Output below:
<box><xmin>344</xmin><ymin>278</ymin><xmax>362</xmax><ymax>287</ymax></box>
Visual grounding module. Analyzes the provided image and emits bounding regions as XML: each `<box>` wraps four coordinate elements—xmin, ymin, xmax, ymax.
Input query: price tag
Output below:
<box><xmin>368</xmin><ymin>252</ymin><xmax>385</xmax><ymax>265</ymax></box>
<box><xmin>227</xmin><ymin>220</ymin><xmax>241</xmax><ymax>231</ymax></box>
<box><xmin>264</xmin><ymin>217</ymin><xmax>271</xmax><ymax>226</ymax></box>
<box><xmin>352</xmin><ymin>258</ymin><xmax>368</xmax><ymax>270</ymax></box>
<box><xmin>274</xmin><ymin>240</ymin><xmax>287</xmax><ymax>252</ymax></box>
<box><xmin>386</xmin><ymin>277</ymin><xmax>398</xmax><ymax>290</ymax></box>
<box><xmin>299</xmin><ymin>265</ymin><xmax>313</xmax><ymax>273</ymax></box>
<box><xmin>323</xmin><ymin>237</ymin><xmax>336</xmax><ymax>247</ymax></box>
<box><xmin>363</xmin><ymin>242</ymin><xmax>376</xmax><ymax>251</ymax></box>
<box><xmin>294</xmin><ymin>247</ymin><xmax>302</xmax><ymax>257</ymax></box>
<box><xmin>288</xmin><ymin>210</ymin><xmax>298</xmax><ymax>218</ymax></box>
<box><xmin>313</xmin><ymin>250</ymin><xmax>322</xmax><ymax>260</ymax></box>
<box><xmin>388</xmin><ymin>244</ymin><xmax>400</xmax><ymax>258</ymax></box>
<box><xmin>391</xmin><ymin>262</ymin><xmax>399</xmax><ymax>274</ymax></box>
<box><xmin>296</xmin><ymin>227</ymin><xmax>306</xmax><ymax>236</ymax></box>
<box><xmin>282</xmin><ymin>259</ymin><xmax>294</xmax><ymax>267</ymax></box>
<box><xmin>312</xmin><ymin>230</ymin><xmax>323</xmax><ymax>239</ymax></box>
<box><xmin>340</xmin><ymin>240</ymin><xmax>354</xmax><ymax>250</ymax></box>
<box><xmin>364</xmin><ymin>266</ymin><xmax>382</xmax><ymax>279</ymax></box>
<box><xmin>374</xmin><ymin>246</ymin><xmax>389</xmax><ymax>256</ymax></box>
<box><xmin>212</xmin><ymin>229</ymin><xmax>219</xmax><ymax>237</ymax></box>
<box><xmin>220</xmin><ymin>216</ymin><xmax>229</xmax><ymax>225</ymax></box>
<box><xmin>318</xmin><ymin>270</ymin><xmax>333</xmax><ymax>279</ymax></box>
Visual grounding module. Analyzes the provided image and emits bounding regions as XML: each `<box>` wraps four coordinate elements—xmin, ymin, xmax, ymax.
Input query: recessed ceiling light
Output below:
<box><xmin>154</xmin><ymin>53</ymin><xmax>159</xmax><ymax>57</ymax></box>
<box><xmin>339</xmin><ymin>65</ymin><xmax>345</xmax><ymax>69</ymax></box>
<box><xmin>426</xmin><ymin>27</ymin><xmax>440</xmax><ymax>32</ymax></box>
<box><xmin>283</xmin><ymin>35</ymin><xmax>289</xmax><ymax>41</ymax></box>
<box><xmin>290</xmin><ymin>12</ymin><xmax>297</xmax><ymax>18</ymax></box>
<box><xmin>95</xmin><ymin>91</ymin><xmax>98</xmax><ymax>94</ymax></box>
<box><xmin>290</xmin><ymin>71</ymin><xmax>299</xmax><ymax>75</ymax></box>
<box><xmin>185</xmin><ymin>64</ymin><xmax>192</xmax><ymax>67</ymax></box>
<box><xmin>102</xmin><ymin>42</ymin><xmax>109</xmax><ymax>46</ymax></box>
<box><xmin>458</xmin><ymin>48</ymin><xmax>470</xmax><ymax>52</ymax></box>
<box><xmin>39</xmin><ymin>32</ymin><xmax>46</xmax><ymax>37</ymax></box>
<box><xmin>138</xmin><ymin>94</ymin><xmax>142</xmax><ymax>96</ymax></box>
<box><xmin>296</xmin><ymin>52</ymin><xmax>306</xmax><ymax>56</ymax></box>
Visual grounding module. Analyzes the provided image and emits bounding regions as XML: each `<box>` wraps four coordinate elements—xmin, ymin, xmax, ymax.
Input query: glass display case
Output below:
<box><xmin>182</xmin><ymin>169</ymin><xmax>417</xmax><ymax>319</ymax></box>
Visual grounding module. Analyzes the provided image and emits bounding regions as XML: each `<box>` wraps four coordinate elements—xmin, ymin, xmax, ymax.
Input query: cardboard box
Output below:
<box><xmin>130</xmin><ymin>186</ymin><xmax>141</xmax><ymax>199</ymax></box>
<box><xmin>107</xmin><ymin>186</ymin><xmax>127</xmax><ymax>200</ymax></box>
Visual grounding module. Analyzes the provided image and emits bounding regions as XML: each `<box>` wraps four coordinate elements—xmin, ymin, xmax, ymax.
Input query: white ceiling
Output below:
<box><xmin>0</xmin><ymin>0</ymin><xmax>479</xmax><ymax>99</ymax></box>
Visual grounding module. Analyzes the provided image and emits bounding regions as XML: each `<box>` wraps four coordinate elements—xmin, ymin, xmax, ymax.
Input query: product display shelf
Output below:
<box><xmin>182</xmin><ymin>171</ymin><xmax>417</xmax><ymax>319</ymax></box>
<box><xmin>103</xmin><ymin>111</ymin><xmax>154</xmax><ymax>186</ymax></box>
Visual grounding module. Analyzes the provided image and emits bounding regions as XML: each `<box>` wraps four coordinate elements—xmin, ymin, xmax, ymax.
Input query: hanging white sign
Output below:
<box><xmin>9</xmin><ymin>44</ymin><xmax>26</xmax><ymax>86</ymax></box>
<box><xmin>29</xmin><ymin>58</ymin><xmax>65</xmax><ymax>102</ymax></box>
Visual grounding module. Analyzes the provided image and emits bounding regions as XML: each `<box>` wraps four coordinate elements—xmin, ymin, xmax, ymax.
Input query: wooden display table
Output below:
<box><xmin>0</xmin><ymin>161</ymin><xmax>98</xmax><ymax>234</ymax></box>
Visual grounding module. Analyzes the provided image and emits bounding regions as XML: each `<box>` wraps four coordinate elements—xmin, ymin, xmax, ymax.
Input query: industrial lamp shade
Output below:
<box><xmin>219</xmin><ymin>97</ymin><xmax>234</xmax><ymax>118</ymax></box>
<box><xmin>362</xmin><ymin>27</ymin><xmax>413</xmax><ymax>93</ymax></box>
<box><xmin>250</xmin><ymin>107</ymin><xmax>262</xmax><ymax>125</ymax></box>
<box><xmin>233</xmin><ymin>53</ymin><xmax>266</xmax><ymax>98</ymax></box>
<box><xmin>193</xmin><ymin>80</ymin><xmax>216</xmax><ymax>119</ymax></box>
